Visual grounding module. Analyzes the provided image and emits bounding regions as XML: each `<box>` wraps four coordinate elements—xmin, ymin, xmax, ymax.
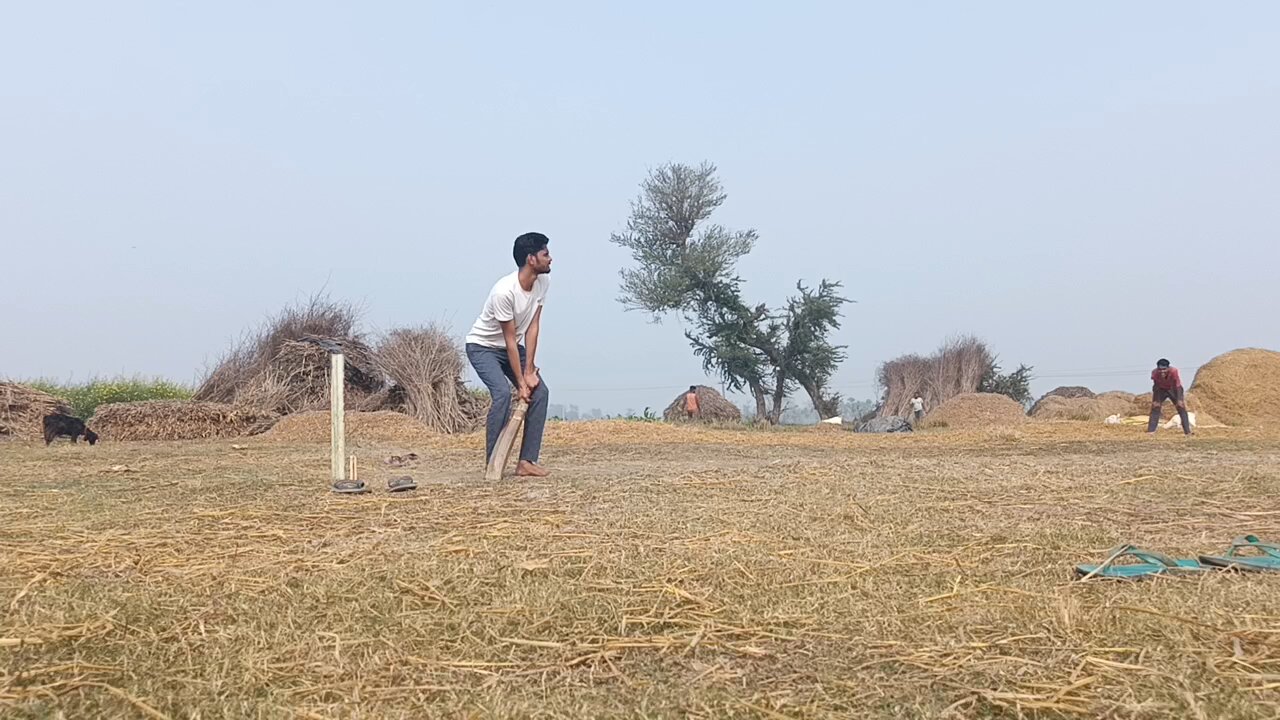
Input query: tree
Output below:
<box><xmin>980</xmin><ymin>363</ymin><xmax>1034</xmax><ymax>407</ymax></box>
<box><xmin>611</xmin><ymin>162</ymin><xmax>851</xmax><ymax>423</ymax></box>
<box><xmin>782</xmin><ymin>280</ymin><xmax>848</xmax><ymax>419</ymax></box>
<box><xmin>614</xmin><ymin>163</ymin><xmax>758</xmax><ymax>316</ymax></box>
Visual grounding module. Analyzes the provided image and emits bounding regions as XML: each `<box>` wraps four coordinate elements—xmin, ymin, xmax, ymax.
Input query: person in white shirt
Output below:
<box><xmin>465</xmin><ymin>233</ymin><xmax>553</xmax><ymax>477</ymax></box>
<box><xmin>910</xmin><ymin>395</ymin><xmax>925</xmax><ymax>423</ymax></box>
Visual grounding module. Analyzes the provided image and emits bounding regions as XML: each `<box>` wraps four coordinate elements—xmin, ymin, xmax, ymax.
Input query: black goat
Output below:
<box><xmin>43</xmin><ymin>413</ymin><xmax>98</xmax><ymax>446</ymax></box>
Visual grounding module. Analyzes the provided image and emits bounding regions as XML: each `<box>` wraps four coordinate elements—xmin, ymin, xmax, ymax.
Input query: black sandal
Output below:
<box><xmin>388</xmin><ymin>475</ymin><xmax>418</xmax><ymax>493</ymax></box>
<box><xmin>331</xmin><ymin>480</ymin><xmax>370</xmax><ymax>494</ymax></box>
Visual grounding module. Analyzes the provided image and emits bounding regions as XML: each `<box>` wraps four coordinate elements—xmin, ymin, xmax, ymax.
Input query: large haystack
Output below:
<box><xmin>1189</xmin><ymin>348</ymin><xmax>1280</xmax><ymax>427</ymax></box>
<box><xmin>374</xmin><ymin>326</ymin><xmax>485</xmax><ymax>433</ymax></box>
<box><xmin>1028</xmin><ymin>386</ymin><xmax>1095</xmax><ymax>415</ymax></box>
<box><xmin>262</xmin><ymin>411</ymin><xmax>437</xmax><ymax>444</ymax></box>
<box><xmin>0</xmin><ymin>383</ymin><xmax>74</xmax><ymax>440</ymax></box>
<box><xmin>923</xmin><ymin>392</ymin><xmax>1028</xmax><ymax>429</ymax></box>
<box><xmin>235</xmin><ymin>337</ymin><xmax>384</xmax><ymax>415</ymax></box>
<box><xmin>90</xmin><ymin>401</ymin><xmax>280</xmax><ymax>441</ymax></box>
<box><xmin>1090</xmin><ymin>393</ymin><xmax>1136</xmax><ymax>419</ymax></box>
<box><xmin>196</xmin><ymin>296</ymin><xmax>384</xmax><ymax>414</ymax></box>
<box><xmin>1030</xmin><ymin>395</ymin><xmax>1087</xmax><ymax>422</ymax></box>
<box><xmin>197</xmin><ymin>298</ymin><xmax>483</xmax><ymax>435</ymax></box>
<box><xmin>663</xmin><ymin>386</ymin><xmax>741</xmax><ymax>423</ymax></box>
<box><xmin>1031</xmin><ymin>394</ymin><xmax>1134</xmax><ymax>422</ymax></box>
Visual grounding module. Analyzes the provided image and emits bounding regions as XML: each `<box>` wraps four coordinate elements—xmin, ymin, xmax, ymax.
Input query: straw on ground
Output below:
<box><xmin>2</xmin><ymin>421</ymin><xmax>1279</xmax><ymax>718</ymax></box>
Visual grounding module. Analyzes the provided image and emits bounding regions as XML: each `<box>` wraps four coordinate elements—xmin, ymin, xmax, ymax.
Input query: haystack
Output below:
<box><xmin>195</xmin><ymin>296</ymin><xmax>384</xmax><ymax>414</ymax></box>
<box><xmin>198</xmin><ymin>298</ymin><xmax>483</xmax><ymax>435</ymax></box>
<box><xmin>262</xmin><ymin>411</ymin><xmax>436</xmax><ymax>444</ymax></box>
<box><xmin>1189</xmin><ymin>348</ymin><xmax>1280</xmax><ymax>427</ymax></box>
<box><xmin>0</xmin><ymin>382</ymin><xmax>73</xmax><ymax>440</ymax></box>
<box><xmin>90</xmin><ymin>401</ymin><xmax>280</xmax><ymax>441</ymax></box>
<box><xmin>207</xmin><ymin>337</ymin><xmax>384</xmax><ymax>415</ymax></box>
<box><xmin>923</xmin><ymin>392</ymin><xmax>1027</xmax><ymax>429</ymax></box>
<box><xmin>373</xmin><ymin>326</ymin><xmax>486</xmax><ymax>433</ymax></box>
<box><xmin>1031</xmin><ymin>394</ymin><xmax>1134</xmax><ymax>422</ymax></box>
<box><xmin>663</xmin><ymin>386</ymin><xmax>741</xmax><ymax>423</ymax></box>
<box><xmin>1028</xmin><ymin>386</ymin><xmax>1095</xmax><ymax>415</ymax></box>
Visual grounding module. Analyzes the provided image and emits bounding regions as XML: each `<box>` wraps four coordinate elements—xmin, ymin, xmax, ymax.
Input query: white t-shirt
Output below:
<box><xmin>465</xmin><ymin>271</ymin><xmax>549</xmax><ymax>348</ymax></box>
<box><xmin>910</xmin><ymin>398</ymin><xmax>924</xmax><ymax>412</ymax></box>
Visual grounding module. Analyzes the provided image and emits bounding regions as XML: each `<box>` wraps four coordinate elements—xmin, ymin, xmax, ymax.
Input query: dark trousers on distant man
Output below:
<box><xmin>1148</xmin><ymin>386</ymin><xmax>1192</xmax><ymax>435</ymax></box>
<box><xmin>466</xmin><ymin>343</ymin><xmax>549</xmax><ymax>464</ymax></box>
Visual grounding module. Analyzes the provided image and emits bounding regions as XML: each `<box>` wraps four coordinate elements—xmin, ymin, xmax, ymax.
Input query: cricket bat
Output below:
<box><xmin>485</xmin><ymin>399</ymin><xmax>528</xmax><ymax>481</ymax></box>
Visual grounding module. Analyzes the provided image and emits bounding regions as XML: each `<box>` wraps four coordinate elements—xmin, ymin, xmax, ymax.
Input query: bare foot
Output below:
<box><xmin>515</xmin><ymin>460</ymin><xmax>550</xmax><ymax>477</ymax></box>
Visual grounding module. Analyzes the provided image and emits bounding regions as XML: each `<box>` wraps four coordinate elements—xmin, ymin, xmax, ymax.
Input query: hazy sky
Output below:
<box><xmin>3</xmin><ymin>2</ymin><xmax>1277</xmax><ymax>414</ymax></box>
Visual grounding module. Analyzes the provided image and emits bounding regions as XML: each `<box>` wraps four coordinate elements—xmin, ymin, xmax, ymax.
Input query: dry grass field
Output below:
<box><xmin>4</xmin><ymin>421</ymin><xmax>1280</xmax><ymax>718</ymax></box>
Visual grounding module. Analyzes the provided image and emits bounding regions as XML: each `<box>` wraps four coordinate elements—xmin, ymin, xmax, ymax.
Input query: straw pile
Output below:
<box><xmin>1028</xmin><ymin>386</ymin><xmax>1094</xmax><ymax>415</ymax></box>
<box><xmin>201</xmin><ymin>336</ymin><xmax>384</xmax><ymax>415</ymax></box>
<box><xmin>1030</xmin><ymin>393</ymin><xmax>1134</xmax><ymax>422</ymax></box>
<box><xmin>238</xmin><ymin>338</ymin><xmax>384</xmax><ymax>414</ymax></box>
<box><xmin>0</xmin><ymin>382</ymin><xmax>73</xmax><ymax>440</ymax></box>
<box><xmin>195</xmin><ymin>296</ymin><xmax>385</xmax><ymax>414</ymax></box>
<box><xmin>197</xmin><ymin>295</ymin><xmax>360</xmax><ymax>401</ymax></box>
<box><xmin>9</xmin><ymin>420</ymin><xmax>1278</xmax><ymax>716</ymax></box>
<box><xmin>89</xmin><ymin>401</ymin><xmax>280</xmax><ymax>441</ymax></box>
<box><xmin>1189</xmin><ymin>348</ymin><xmax>1280</xmax><ymax>427</ymax></box>
<box><xmin>662</xmin><ymin>385</ymin><xmax>741</xmax><ymax>423</ymax></box>
<box><xmin>262</xmin><ymin>410</ymin><xmax>437</xmax><ymax>444</ymax></box>
<box><xmin>923</xmin><ymin>392</ymin><xmax>1028</xmax><ymax>429</ymax></box>
<box><xmin>373</xmin><ymin>326</ymin><xmax>487</xmax><ymax>433</ymax></box>
<box><xmin>196</xmin><ymin>299</ymin><xmax>485</xmax><ymax>439</ymax></box>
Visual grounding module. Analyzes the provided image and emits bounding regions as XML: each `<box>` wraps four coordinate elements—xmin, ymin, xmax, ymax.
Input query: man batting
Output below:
<box><xmin>465</xmin><ymin>232</ymin><xmax>553</xmax><ymax>476</ymax></box>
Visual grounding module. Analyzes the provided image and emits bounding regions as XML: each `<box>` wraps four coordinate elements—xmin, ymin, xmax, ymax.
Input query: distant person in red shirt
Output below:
<box><xmin>684</xmin><ymin>386</ymin><xmax>701</xmax><ymax>420</ymax></box>
<box><xmin>1148</xmin><ymin>358</ymin><xmax>1192</xmax><ymax>435</ymax></box>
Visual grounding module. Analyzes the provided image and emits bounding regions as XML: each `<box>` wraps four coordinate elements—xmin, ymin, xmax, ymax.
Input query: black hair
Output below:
<box><xmin>1157</xmin><ymin>358</ymin><xmax>1171</xmax><ymax>368</ymax></box>
<box><xmin>513</xmin><ymin>232</ymin><xmax>550</xmax><ymax>267</ymax></box>
<box><xmin>689</xmin><ymin>386</ymin><xmax>697</xmax><ymax>393</ymax></box>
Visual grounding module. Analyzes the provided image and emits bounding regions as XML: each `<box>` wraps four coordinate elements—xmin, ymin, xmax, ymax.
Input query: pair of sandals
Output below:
<box><xmin>331</xmin><ymin>475</ymin><xmax>417</xmax><ymax>495</ymax></box>
<box><xmin>1075</xmin><ymin>536</ymin><xmax>1280</xmax><ymax>579</ymax></box>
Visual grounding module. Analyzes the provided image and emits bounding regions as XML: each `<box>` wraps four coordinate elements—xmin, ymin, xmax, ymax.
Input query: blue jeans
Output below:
<box><xmin>465</xmin><ymin>343</ymin><xmax>548</xmax><ymax>464</ymax></box>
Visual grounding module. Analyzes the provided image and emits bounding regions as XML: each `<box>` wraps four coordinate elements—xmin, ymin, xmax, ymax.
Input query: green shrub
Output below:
<box><xmin>620</xmin><ymin>407</ymin><xmax>660</xmax><ymax>423</ymax></box>
<box><xmin>25</xmin><ymin>377</ymin><xmax>193</xmax><ymax>419</ymax></box>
